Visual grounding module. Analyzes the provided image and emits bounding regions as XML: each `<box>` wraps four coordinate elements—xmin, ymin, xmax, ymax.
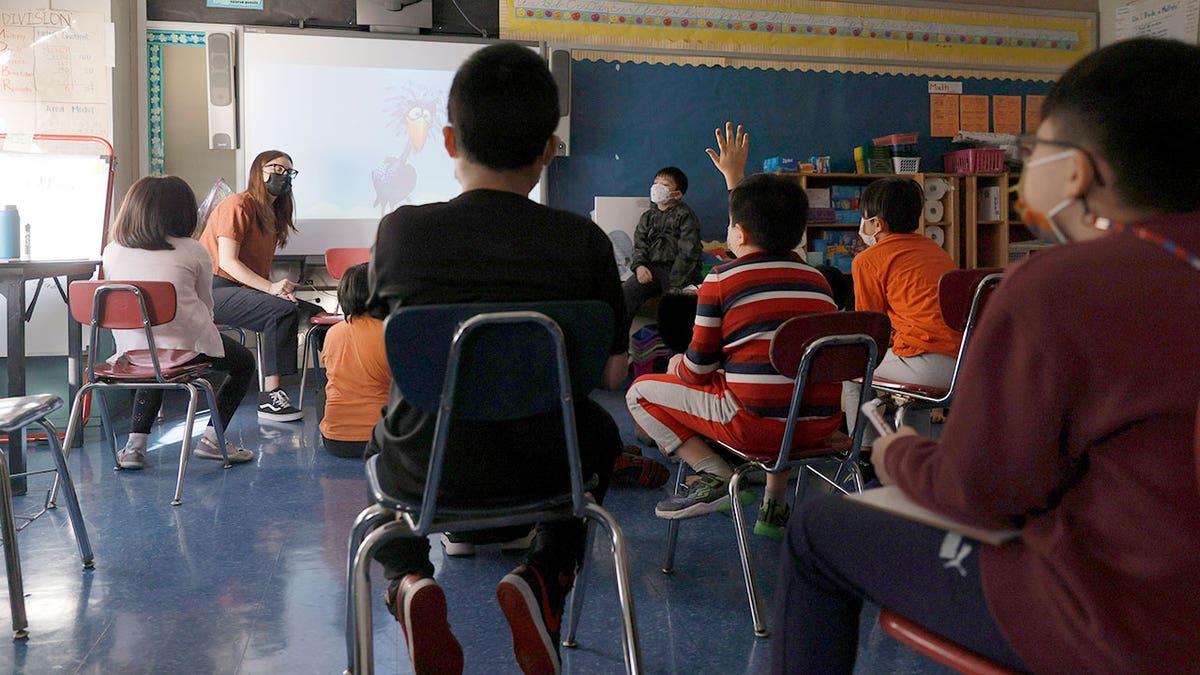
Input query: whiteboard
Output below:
<box><xmin>0</xmin><ymin>150</ymin><xmax>111</xmax><ymax>260</ymax></box>
<box><xmin>238</xmin><ymin>30</ymin><xmax>544</xmax><ymax>256</ymax></box>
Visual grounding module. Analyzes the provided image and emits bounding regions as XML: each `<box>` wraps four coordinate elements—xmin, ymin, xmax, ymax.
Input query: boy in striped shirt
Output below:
<box><xmin>626</xmin><ymin>172</ymin><xmax>841</xmax><ymax>538</ymax></box>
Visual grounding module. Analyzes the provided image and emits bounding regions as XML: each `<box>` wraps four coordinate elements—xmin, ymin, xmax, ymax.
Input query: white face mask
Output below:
<box><xmin>858</xmin><ymin>217</ymin><xmax>878</xmax><ymax>247</ymax></box>
<box><xmin>650</xmin><ymin>183</ymin><xmax>672</xmax><ymax>205</ymax></box>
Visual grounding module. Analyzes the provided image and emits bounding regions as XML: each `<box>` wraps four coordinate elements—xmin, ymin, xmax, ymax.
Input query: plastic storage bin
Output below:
<box><xmin>892</xmin><ymin>157</ymin><xmax>921</xmax><ymax>174</ymax></box>
<box><xmin>942</xmin><ymin>148</ymin><xmax>1006</xmax><ymax>174</ymax></box>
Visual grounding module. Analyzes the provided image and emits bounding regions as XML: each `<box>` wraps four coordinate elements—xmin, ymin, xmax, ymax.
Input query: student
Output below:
<box><xmin>840</xmin><ymin>176</ymin><xmax>960</xmax><ymax>441</ymax></box>
<box><xmin>199</xmin><ymin>150</ymin><xmax>320</xmax><ymax>423</ymax></box>
<box><xmin>318</xmin><ymin>263</ymin><xmax>389</xmax><ymax>459</ymax></box>
<box><xmin>102</xmin><ymin>176</ymin><xmax>256</xmax><ymax>469</ymax></box>
<box><xmin>626</xmin><ymin>161</ymin><xmax>840</xmax><ymax>541</ymax></box>
<box><xmin>366</xmin><ymin>43</ymin><xmax>626</xmax><ymax>675</ymax></box>
<box><xmin>622</xmin><ymin>166</ymin><xmax>703</xmax><ymax>327</ymax></box>
<box><xmin>773</xmin><ymin>37</ymin><xmax>1200</xmax><ymax>674</ymax></box>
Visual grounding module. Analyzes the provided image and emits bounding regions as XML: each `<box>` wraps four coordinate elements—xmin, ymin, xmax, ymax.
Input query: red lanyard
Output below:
<box><xmin>1109</xmin><ymin>222</ymin><xmax>1200</xmax><ymax>272</ymax></box>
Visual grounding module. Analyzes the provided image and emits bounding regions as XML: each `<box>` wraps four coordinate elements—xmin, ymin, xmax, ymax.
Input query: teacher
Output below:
<box><xmin>200</xmin><ymin>149</ymin><xmax>318</xmax><ymax>423</ymax></box>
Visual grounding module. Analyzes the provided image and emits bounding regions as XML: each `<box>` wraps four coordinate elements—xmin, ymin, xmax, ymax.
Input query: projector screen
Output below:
<box><xmin>240</xmin><ymin>30</ymin><xmax>544</xmax><ymax>256</ymax></box>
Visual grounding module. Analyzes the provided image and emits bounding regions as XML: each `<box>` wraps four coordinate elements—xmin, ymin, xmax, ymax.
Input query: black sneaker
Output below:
<box><xmin>497</xmin><ymin>564</ymin><xmax>572</xmax><ymax>675</ymax></box>
<box><xmin>258</xmin><ymin>389</ymin><xmax>303</xmax><ymax>422</ymax></box>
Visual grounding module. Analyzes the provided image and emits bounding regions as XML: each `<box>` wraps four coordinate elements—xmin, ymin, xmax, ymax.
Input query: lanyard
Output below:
<box><xmin>1109</xmin><ymin>222</ymin><xmax>1200</xmax><ymax>273</ymax></box>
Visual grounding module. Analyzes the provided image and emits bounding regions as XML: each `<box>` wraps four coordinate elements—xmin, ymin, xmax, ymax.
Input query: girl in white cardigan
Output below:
<box><xmin>102</xmin><ymin>176</ymin><xmax>256</xmax><ymax>469</ymax></box>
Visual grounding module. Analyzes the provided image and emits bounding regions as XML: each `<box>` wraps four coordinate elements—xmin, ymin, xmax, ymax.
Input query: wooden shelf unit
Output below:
<box><xmin>787</xmin><ymin>172</ymin><xmax>962</xmax><ymax>268</ymax></box>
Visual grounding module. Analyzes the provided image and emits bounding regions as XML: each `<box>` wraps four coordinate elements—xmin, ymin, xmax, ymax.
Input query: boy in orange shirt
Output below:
<box><xmin>843</xmin><ymin>177</ymin><xmax>960</xmax><ymax>441</ymax></box>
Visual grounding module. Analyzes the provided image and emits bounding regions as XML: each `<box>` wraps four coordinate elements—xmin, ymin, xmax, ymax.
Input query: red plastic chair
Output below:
<box><xmin>297</xmin><ymin>247</ymin><xmax>371</xmax><ymax>409</ymax></box>
<box><xmin>660</xmin><ymin>311</ymin><xmax>892</xmax><ymax>637</ymax></box>
<box><xmin>870</xmin><ymin>268</ymin><xmax>1003</xmax><ymax>426</ymax></box>
<box><xmin>58</xmin><ymin>281</ymin><xmax>236</xmax><ymax>506</ymax></box>
<box><xmin>878</xmin><ymin>609</ymin><xmax>1021</xmax><ymax>674</ymax></box>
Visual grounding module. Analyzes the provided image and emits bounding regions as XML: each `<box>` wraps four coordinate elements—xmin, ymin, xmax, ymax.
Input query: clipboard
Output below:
<box><xmin>847</xmin><ymin>485</ymin><xmax>1020</xmax><ymax>547</ymax></box>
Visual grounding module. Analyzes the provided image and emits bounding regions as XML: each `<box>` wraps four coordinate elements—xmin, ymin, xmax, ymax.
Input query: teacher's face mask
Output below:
<box><xmin>265</xmin><ymin>173</ymin><xmax>292</xmax><ymax>197</ymax></box>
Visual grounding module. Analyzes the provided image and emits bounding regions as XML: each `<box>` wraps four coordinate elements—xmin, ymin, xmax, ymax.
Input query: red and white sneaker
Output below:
<box><xmin>496</xmin><ymin>564</ymin><xmax>571</xmax><ymax>675</ymax></box>
<box><xmin>385</xmin><ymin>574</ymin><xmax>463</xmax><ymax>675</ymax></box>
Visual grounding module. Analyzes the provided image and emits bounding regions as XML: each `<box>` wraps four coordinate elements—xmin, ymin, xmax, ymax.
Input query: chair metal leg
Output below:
<box><xmin>255</xmin><ymin>333</ymin><xmax>266</xmax><ymax>392</ymax></box>
<box><xmin>93</xmin><ymin>389</ymin><xmax>118</xmax><ymax>469</ymax></box>
<box><xmin>729</xmin><ymin>470</ymin><xmax>770</xmax><ymax>637</ymax></box>
<box><xmin>583</xmin><ymin>502</ymin><xmax>643</xmax><ymax>675</ymax></box>
<box><xmin>344</xmin><ymin>505</ymin><xmax>393</xmax><ymax>675</ymax></box>
<box><xmin>38</xmin><ymin>419</ymin><xmax>93</xmax><ymax>568</ymax></box>
<box><xmin>298</xmin><ymin>324</ymin><xmax>324</xmax><ymax>411</ymax></box>
<box><xmin>48</xmin><ymin>386</ymin><xmax>95</xmax><ymax>508</ymax></box>
<box><xmin>171</xmin><ymin>386</ymin><xmax>201</xmax><ymax>506</ymax></box>
<box><xmin>0</xmin><ymin>451</ymin><xmax>28</xmax><ymax>639</ymax></box>
<box><xmin>661</xmin><ymin>460</ymin><xmax>687</xmax><ymax>574</ymax></box>
<box><xmin>352</xmin><ymin>520</ymin><xmax>411</xmax><ymax>675</ymax></box>
<box><xmin>194</xmin><ymin>378</ymin><xmax>231</xmax><ymax>468</ymax></box>
<box><xmin>562</xmin><ymin>521</ymin><xmax>596</xmax><ymax>648</ymax></box>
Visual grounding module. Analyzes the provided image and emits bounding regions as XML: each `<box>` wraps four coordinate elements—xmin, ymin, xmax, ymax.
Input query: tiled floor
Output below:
<box><xmin>0</xmin><ymin>373</ymin><xmax>947</xmax><ymax>674</ymax></box>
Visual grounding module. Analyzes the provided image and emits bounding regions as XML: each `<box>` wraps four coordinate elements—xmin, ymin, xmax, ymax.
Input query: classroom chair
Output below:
<box><xmin>877</xmin><ymin>609</ymin><xmax>1021</xmax><ymax>675</ymax></box>
<box><xmin>58</xmin><ymin>281</ymin><xmax>236</xmax><ymax>506</ymax></box>
<box><xmin>345</xmin><ymin>301</ymin><xmax>641</xmax><ymax>675</ymax></box>
<box><xmin>661</xmin><ymin>311</ymin><xmax>891</xmax><ymax>637</ymax></box>
<box><xmin>297</xmin><ymin>247</ymin><xmax>371</xmax><ymax>410</ymax></box>
<box><xmin>0</xmin><ymin>394</ymin><xmax>94</xmax><ymax>639</ymax></box>
<box><xmin>869</xmin><ymin>268</ymin><xmax>1003</xmax><ymax>426</ymax></box>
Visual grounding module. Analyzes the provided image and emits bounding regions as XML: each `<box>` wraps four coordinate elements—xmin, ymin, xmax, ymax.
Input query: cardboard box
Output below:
<box><xmin>835</xmin><ymin>209</ymin><xmax>860</xmax><ymax>224</ymax></box>
<box><xmin>805</xmin><ymin>188</ymin><xmax>831</xmax><ymax>209</ymax></box>
<box><xmin>830</xmin><ymin>185</ymin><xmax>861</xmax><ymax>211</ymax></box>
<box><xmin>808</xmin><ymin>207</ymin><xmax>836</xmax><ymax>223</ymax></box>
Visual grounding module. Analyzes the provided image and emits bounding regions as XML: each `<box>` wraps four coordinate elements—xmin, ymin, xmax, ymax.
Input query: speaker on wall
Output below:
<box><xmin>550</xmin><ymin>48</ymin><xmax>571</xmax><ymax>156</ymax></box>
<box><xmin>206</xmin><ymin>32</ymin><xmax>237</xmax><ymax>150</ymax></box>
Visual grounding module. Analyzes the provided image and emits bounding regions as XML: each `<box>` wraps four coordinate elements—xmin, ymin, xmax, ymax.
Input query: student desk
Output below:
<box><xmin>0</xmin><ymin>259</ymin><xmax>100</xmax><ymax>494</ymax></box>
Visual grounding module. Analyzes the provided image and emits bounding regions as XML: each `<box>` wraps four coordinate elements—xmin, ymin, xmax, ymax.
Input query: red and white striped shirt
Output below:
<box><xmin>678</xmin><ymin>251</ymin><xmax>840</xmax><ymax>420</ymax></box>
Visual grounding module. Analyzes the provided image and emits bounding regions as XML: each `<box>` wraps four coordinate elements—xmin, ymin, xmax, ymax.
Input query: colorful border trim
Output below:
<box><xmin>515</xmin><ymin>3</ymin><xmax>1080</xmax><ymax>50</ymax></box>
<box><xmin>146</xmin><ymin>30</ymin><xmax>206</xmax><ymax>176</ymax></box>
<box><xmin>503</xmin><ymin>1</ymin><xmax>1094</xmax><ymax>74</ymax></box>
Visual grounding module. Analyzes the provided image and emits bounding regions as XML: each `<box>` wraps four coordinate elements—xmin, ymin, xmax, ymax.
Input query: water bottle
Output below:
<box><xmin>0</xmin><ymin>206</ymin><xmax>20</xmax><ymax>260</ymax></box>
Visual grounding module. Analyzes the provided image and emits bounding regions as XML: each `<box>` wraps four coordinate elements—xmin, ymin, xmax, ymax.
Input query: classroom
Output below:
<box><xmin>0</xmin><ymin>0</ymin><xmax>1197</xmax><ymax>673</ymax></box>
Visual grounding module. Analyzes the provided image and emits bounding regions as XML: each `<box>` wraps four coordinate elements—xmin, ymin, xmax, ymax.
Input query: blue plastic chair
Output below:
<box><xmin>344</xmin><ymin>301</ymin><xmax>641</xmax><ymax>674</ymax></box>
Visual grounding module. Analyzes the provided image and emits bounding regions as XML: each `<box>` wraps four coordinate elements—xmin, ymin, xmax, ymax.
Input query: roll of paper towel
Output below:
<box><xmin>924</xmin><ymin>199</ymin><xmax>945</xmax><ymax>224</ymax></box>
<box><xmin>925</xmin><ymin>225</ymin><xmax>945</xmax><ymax>246</ymax></box>
<box><xmin>924</xmin><ymin>178</ymin><xmax>950</xmax><ymax>201</ymax></box>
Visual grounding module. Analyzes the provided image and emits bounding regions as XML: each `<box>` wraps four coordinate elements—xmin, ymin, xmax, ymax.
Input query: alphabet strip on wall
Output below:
<box><xmin>501</xmin><ymin>0</ymin><xmax>1095</xmax><ymax>76</ymax></box>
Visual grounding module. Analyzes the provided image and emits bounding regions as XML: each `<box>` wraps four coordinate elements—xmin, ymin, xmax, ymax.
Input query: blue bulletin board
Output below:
<box><xmin>546</xmin><ymin>58</ymin><xmax>1052</xmax><ymax>241</ymax></box>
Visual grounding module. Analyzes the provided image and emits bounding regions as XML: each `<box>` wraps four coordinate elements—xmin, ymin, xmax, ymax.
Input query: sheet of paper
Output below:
<box><xmin>1115</xmin><ymin>0</ymin><xmax>1199</xmax><ymax>43</ymax></box>
<box><xmin>594</xmin><ymin>196</ymin><xmax>651</xmax><ymax>282</ymax></box>
<box><xmin>992</xmin><ymin>95</ymin><xmax>1023</xmax><ymax>135</ymax></box>
<box><xmin>1025</xmin><ymin>95</ymin><xmax>1045</xmax><ymax>133</ymax></box>
<box><xmin>959</xmin><ymin>95</ymin><xmax>990</xmax><ymax>133</ymax></box>
<box><xmin>846</xmin><ymin>485</ymin><xmax>1021</xmax><ymax>547</ymax></box>
<box><xmin>929</xmin><ymin>94</ymin><xmax>960</xmax><ymax>138</ymax></box>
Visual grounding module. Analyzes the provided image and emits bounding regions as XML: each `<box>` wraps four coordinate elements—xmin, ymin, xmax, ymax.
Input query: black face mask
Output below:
<box><xmin>264</xmin><ymin>173</ymin><xmax>292</xmax><ymax>197</ymax></box>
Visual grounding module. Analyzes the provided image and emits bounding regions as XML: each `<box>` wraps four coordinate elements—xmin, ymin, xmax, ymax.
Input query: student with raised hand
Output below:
<box><xmin>366</xmin><ymin>43</ymin><xmax>626</xmax><ymax>675</ymax></box>
<box><xmin>199</xmin><ymin>150</ymin><xmax>320</xmax><ymax>423</ymax></box>
<box><xmin>318</xmin><ymin>262</ymin><xmax>390</xmax><ymax>459</ymax></box>
<box><xmin>842</xmin><ymin>176</ymin><xmax>960</xmax><ymax>442</ymax></box>
<box><xmin>773</xmin><ymin>37</ymin><xmax>1200</xmax><ymax>674</ymax></box>
<box><xmin>102</xmin><ymin>176</ymin><xmax>256</xmax><ymax>469</ymax></box>
<box><xmin>626</xmin><ymin>124</ymin><xmax>840</xmax><ymax>540</ymax></box>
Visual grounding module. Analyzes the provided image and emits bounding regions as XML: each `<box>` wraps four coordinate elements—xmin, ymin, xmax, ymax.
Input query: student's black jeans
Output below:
<box><xmin>129</xmin><ymin>334</ymin><xmax>257</xmax><ymax>435</ymax></box>
<box><xmin>772</xmin><ymin>495</ymin><xmax>1028</xmax><ymax>674</ymax></box>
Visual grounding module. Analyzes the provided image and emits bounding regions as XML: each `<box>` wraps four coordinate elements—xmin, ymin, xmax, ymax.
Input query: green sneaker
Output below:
<box><xmin>717</xmin><ymin>483</ymin><xmax>758</xmax><ymax>515</ymax></box>
<box><xmin>753</xmin><ymin>497</ymin><xmax>791</xmax><ymax>541</ymax></box>
<box><xmin>655</xmin><ymin>472</ymin><xmax>733</xmax><ymax>520</ymax></box>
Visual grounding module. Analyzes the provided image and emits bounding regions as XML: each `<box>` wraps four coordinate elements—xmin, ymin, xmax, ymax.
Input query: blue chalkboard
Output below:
<box><xmin>547</xmin><ymin>59</ymin><xmax>1052</xmax><ymax>240</ymax></box>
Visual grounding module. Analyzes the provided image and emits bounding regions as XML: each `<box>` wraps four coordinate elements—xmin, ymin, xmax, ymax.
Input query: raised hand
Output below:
<box><xmin>705</xmin><ymin>121</ymin><xmax>750</xmax><ymax>190</ymax></box>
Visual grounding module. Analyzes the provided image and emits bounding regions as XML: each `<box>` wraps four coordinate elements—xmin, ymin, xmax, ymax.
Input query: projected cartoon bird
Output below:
<box><xmin>372</xmin><ymin>85</ymin><xmax>446</xmax><ymax>215</ymax></box>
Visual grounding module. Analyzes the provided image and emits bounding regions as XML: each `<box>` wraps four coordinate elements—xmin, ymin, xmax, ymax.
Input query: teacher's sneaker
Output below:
<box><xmin>258</xmin><ymin>389</ymin><xmax>303</xmax><ymax>422</ymax></box>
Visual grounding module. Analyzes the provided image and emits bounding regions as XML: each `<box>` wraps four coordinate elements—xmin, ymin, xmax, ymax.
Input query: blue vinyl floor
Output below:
<box><xmin>0</xmin><ymin>374</ymin><xmax>948</xmax><ymax>674</ymax></box>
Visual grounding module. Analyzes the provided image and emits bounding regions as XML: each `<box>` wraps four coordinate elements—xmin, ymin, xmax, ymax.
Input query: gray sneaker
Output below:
<box><xmin>195</xmin><ymin>437</ymin><xmax>255</xmax><ymax>463</ymax></box>
<box><xmin>655</xmin><ymin>471</ymin><xmax>732</xmax><ymax>519</ymax></box>
<box><xmin>117</xmin><ymin>444</ymin><xmax>147</xmax><ymax>470</ymax></box>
